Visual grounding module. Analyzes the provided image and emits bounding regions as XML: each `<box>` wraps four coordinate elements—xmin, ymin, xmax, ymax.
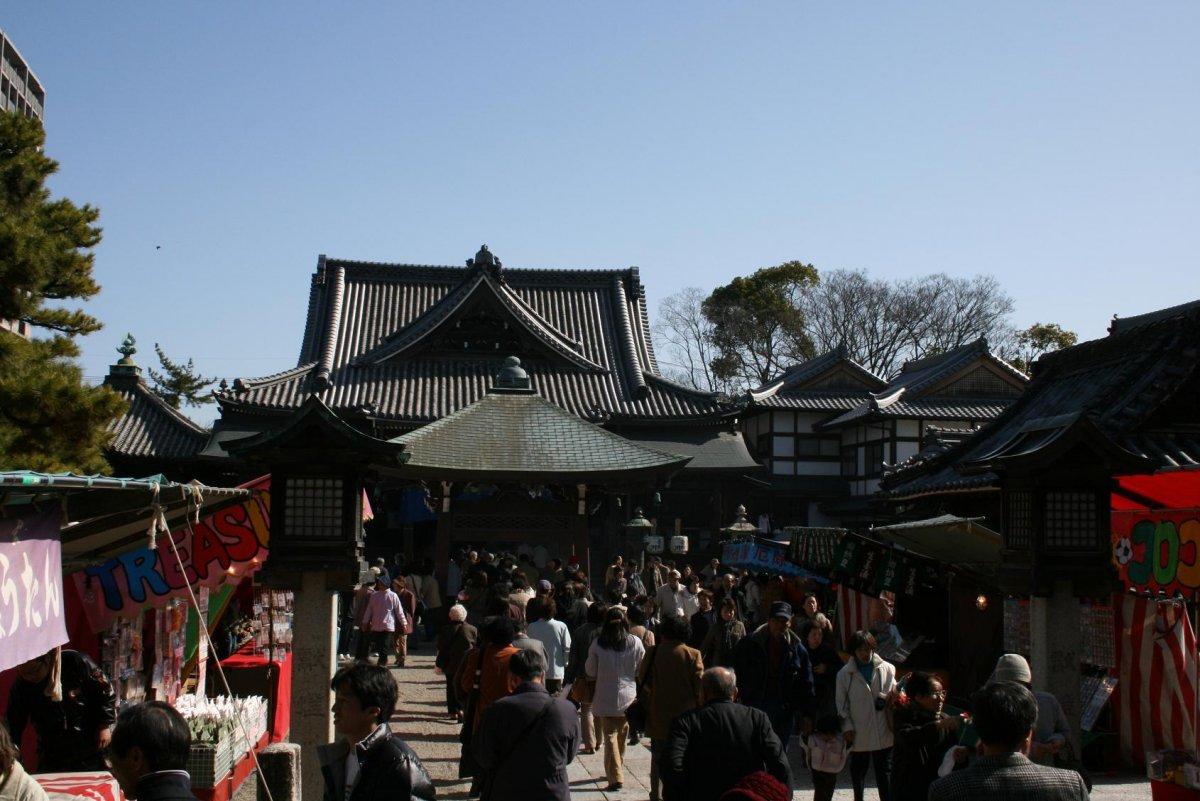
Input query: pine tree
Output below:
<box><xmin>148</xmin><ymin>343</ymin><xmax>216</xmax><ymax>408</ymax></box>
<box><xmin>0</xmin><ymin>111</ymin><xmax>125</xmax><ymax>473</ymax></box>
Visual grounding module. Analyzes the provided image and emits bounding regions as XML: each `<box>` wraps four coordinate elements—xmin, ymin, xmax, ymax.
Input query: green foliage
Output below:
<box><xmin>0</xmin><ymin>336</ymin><xmax>126</xmax><ymax>473</ymax></box>
<box><xmin>1010</xmin><ymin>322</ymin><xmax>1078</xmax><ymax>373</ymax></box>
<box><xmin>701</xmin><ymin>261</ymin><xmax>819</xmax><ymax>385</ymax></box>
<box><xmin>0</xmin><ymin>111</ymin><xmax>124</xmax><ymax>474</ymax></box>
<box><xmin>0</xmin><ymin>112</ymin><xmax>102</xmax><ymax>335</ymax></box>
<box><xmin>148</xmin><ymin>343</ymin><xmax>216</xmax><ymax>409</ymax></box>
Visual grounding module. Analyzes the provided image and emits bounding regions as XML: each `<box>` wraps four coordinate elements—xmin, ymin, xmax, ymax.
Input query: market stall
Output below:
<box><xmin>0</xmin><ymin>471</ymin><xmax>274</xmax><ymax>800</ymax></box>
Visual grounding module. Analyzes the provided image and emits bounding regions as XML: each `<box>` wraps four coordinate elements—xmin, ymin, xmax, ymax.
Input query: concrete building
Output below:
<box><xmin>1</xmin><ymin>28</ymin><xmax>45</xmax><ymax>120</ymax></box>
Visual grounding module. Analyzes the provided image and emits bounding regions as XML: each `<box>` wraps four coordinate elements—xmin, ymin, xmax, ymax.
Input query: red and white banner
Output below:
<box><xmin>34</xmin><ymin>771</ymin><xmax>122</xmax><ymax>801</ymax></box>
<box><xmin>1115</xmin><ymin>593</ymin><xmax>1198</xmax><ymax>763</ymax></box>
<box><xmin>0</xmin><ymin>512</ymin><xmax>69</xmax><ymax>673</ymax></box>
<box><xmin>836</xmin><ymin>584</ymin><xmax>875</xmax><ymax>649</ymax></box>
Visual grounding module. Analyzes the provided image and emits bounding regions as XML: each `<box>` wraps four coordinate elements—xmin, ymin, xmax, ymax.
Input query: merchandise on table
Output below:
<box><xmin>152</xmin><ymin>599</ymin><xmax>188</xmax><ymax>703</ymax></box>
<box><xmin>175</xmin><ymin>694</ymin><xmax>269</xmax><ymax>789</ymax></box>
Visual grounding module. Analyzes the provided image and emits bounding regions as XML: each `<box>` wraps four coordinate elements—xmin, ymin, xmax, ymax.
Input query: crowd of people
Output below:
<box><xmin>427</xmin><ymin>548</ymin><xmax>1091</xmax><ymax>801</ymax></box>
<box><xmin>0</xmin><ymin>547</ymin><xmax>1090</xmax><ymax>801</ymax></box>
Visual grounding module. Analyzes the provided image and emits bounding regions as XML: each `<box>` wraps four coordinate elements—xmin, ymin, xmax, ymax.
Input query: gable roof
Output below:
<box><xmin>747</xmin><ymin>347</ymin><xmax>886</xmax><ymax>411</ymax></box>
<box><xmin>103</xmin><ymin>362</ymin><xmax>208</xmax><ymax>461</ymax></box>
<box><xmin>817</xmin><ymin>339</ymin><xmax>1027</xmax><ymax>429</ymax></box>
<box><xmin>216</xmin><ymin>248</ymin><xmax>730</xmax><ymax>426</ymax></box>
<box><xmin>883</xmin><ymin>300</ymin><xmax>1200</xmax><ymax>499</ymax></box>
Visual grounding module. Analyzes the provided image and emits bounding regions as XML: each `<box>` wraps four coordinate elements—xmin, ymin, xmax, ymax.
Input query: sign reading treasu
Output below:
<box><xmin>72</xmin><ymin>477</ymin><xmax>271</xmax><ymax>631</ymax></box>
<box><xmin>1112</xmin><ymin>508</ymin><xmax>1200</xmax><ymax>594</ymax></box>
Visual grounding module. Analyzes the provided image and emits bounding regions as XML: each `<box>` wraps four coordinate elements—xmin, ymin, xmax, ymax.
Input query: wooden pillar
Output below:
<box><xmin>575</xmin><ymin>484</ymin><xmax>591</xmax><ymax>583</ymax></box>
<box><xmin>434</xmin><ymin>482</ymin><xmax>452</xmax><ymax>590</ymax></box>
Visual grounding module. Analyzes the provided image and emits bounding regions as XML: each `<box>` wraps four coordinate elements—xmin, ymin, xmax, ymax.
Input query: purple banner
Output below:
<box><xmin>0</xmin><ymin>512</ymin><xmax>68</xmax><ymax>673</ymax></box>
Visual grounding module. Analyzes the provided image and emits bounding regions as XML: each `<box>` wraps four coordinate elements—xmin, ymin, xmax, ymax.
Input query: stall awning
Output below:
<box><xmin>0</xmin><ymin>471</ymin><xmax>257</xmax><ymax>569</ymax></box>
<box><xmin>868</xmin><ymin>514</ymin><xmax>1001</xmax><ymax>569</ymax></box>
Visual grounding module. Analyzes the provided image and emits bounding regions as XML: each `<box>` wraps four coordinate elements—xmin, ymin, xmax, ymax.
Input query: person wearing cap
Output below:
<box><xmin>655</xmin><ymin>570</ymin><xmax>688</xmax><ymax>619</ymax></box>
<box><xmin>991</xmin><ymin>654</ymin><xmax>1073</xmax><ymax>765</ymax></box>
<box><xmin>528</xmin><ymin>596</ymin><xmax>572</xmax><ymax>695</ymax></box>
<box><xmin>731</xmin><ymin>601</ymin><xmax>815</xmax><ymax>749</ymax></box>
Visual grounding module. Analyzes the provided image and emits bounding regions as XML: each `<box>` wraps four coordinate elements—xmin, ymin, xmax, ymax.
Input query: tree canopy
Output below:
<box><xmin>700</xmin><ymin>260</ymin><xmax>818</xmax><ymax>386</ymax></box>
<box><xmin>1009</xmin><ymin>322</ymin><xmax>1078</xmax><ymax>373</ymax></box>
<box><xmin>654</xmin><ymin>258</ymin><xmax>1067</xmax><ymax>391</ymax></box>
<box><xmin>149</xmin><ymin>342</ymin><xmax>216</xmax><ymax>409</ymax></box>
<box><xmin>0</xmin><ymin>112</ymin><xmax>124</xmax><ymax>473</ymax></box>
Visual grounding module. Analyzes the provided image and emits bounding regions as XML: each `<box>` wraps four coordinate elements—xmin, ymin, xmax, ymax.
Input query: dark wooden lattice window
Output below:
<box><xmin>1004</xmin><ymin>490</ymin><xmax>1033</xmax><ymax>548</ymax></box>
<box><xmin>284</xmin><ymin>477</ymin><xmax>344</xmax><ymax>539</ymax></box>
<box><xmin>1043</xmin><ymin>491</ymin><xmax>1098</xmax><ymax>549</ymax></box>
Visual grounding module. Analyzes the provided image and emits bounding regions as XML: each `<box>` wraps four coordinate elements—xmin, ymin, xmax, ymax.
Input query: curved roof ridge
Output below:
<box><xmin>218</xmin><ymin>362</ymin><xmax>317</xmax><ymax>397</ymax></box>
<box><xmin>642</xmin><ymin>370</ymin><xmax>721</xmax><ymax>401</ymax></box>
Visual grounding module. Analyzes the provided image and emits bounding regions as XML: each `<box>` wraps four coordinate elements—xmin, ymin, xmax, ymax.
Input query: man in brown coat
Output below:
<box><xmin>638</xmin><ymin>613</ymin><xmax>704</xmax><ymax>801</ymax></box>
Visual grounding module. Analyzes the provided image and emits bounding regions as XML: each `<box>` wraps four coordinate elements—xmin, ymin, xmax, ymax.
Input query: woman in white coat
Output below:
<box><xmin>835</xmin><ymin>630</ymin><xmax>897</xmax><ymax>801</ymax></box>
<box><xmin>585</xmin><ymin>607</ymin><xmax>646</xmax><ymax>792</ymax></box>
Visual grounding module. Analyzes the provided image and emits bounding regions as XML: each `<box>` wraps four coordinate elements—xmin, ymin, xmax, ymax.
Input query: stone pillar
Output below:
<box><xmin>1028</xmin><ymin>578</ymin><xmax>1082</xmax><ymax>758</ymax></box>
<box><xmin>290</xmin><ymin>572</ymin><xmax>338</xmax><ymax>801</ymax></box>
<box><xmin>258</xmin><ymin>742</ymin><xmax>301</xmax><ymax>801</ymax></box>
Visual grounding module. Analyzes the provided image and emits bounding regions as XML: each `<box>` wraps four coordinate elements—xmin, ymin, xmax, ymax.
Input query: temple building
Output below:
<box><xmin>105</xmin><ymin>246</ymin><xmax>760</xmax><ymax>567</ymax></box>
<box><xmin>743</xmin><ymin>339</ymin><xmax>1027</xmax><ymax>528</ymax></box>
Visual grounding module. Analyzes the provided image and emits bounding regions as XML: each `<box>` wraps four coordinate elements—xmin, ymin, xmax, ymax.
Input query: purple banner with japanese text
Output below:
<box><xmin>0</xmin><ymin>512</ymin><xmax>68</xmax><ymax>672</ymax></box>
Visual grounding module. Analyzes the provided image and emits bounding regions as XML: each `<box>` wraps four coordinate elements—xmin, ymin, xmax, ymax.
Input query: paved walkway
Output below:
<box><xmin>233</xmin><ymin>638</ymin><xmax>1152</xmax><ymax>799</ymax></box>
<box><xmin>386</xmin><ymin>642</ymin><xmax>1151</xmax><ymax>800</ymax></box>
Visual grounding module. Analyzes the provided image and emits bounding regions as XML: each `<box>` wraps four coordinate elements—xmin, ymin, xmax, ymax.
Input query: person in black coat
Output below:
<box><xmin>890</xmin><ymin>672</ymin><xmax>964</xmax><ymax>801</ymax></box>
<box><xmin>659</xmin><ymin>667</ymin><xmax>791</xmax><ymax>801</ymax></box>
<box><xmin>472</xmin><ymin>649</ymin><xmax>579</xmax><ymax>801</ymax></box>
<box><xmin>105</xmin><ymin>701</ymin><xmax>200</xmax><ymax>801</ymax></box>
<box><xmin>6</xmin><ymin>648</ymin><xmax>118</xmax><ymax>772</ymax></box>
<box><xmin>689</xmin><ymin>591</ymin><xmax>716</xmax><ymax>650</ymax></box>
<box><xmin>798</xmin><ymin>618</ymin><xmax>842</xmax><ymax>720</ymax></box>
<box><xmin>732</xmin><ymin>602</ymin><xmax>816</xmax><ymax>748</ymax></box>
<box><xmin>320</xmin><ymin>663</ymin><xmax>435</xmax><ymax>801</ymax></box>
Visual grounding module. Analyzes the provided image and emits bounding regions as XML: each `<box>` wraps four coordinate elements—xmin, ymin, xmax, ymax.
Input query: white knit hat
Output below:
<box><xmin>991</xmin><ymin>653</ymin><xmax>1032</xmax><ymax>684</ymax></box>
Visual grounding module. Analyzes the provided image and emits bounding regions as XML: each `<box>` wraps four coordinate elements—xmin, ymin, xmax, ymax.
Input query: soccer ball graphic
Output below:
<box><xmin>1113</xmin><ymin>537</ymin><xmax>1133</xmax><ymax>566</ymax></box>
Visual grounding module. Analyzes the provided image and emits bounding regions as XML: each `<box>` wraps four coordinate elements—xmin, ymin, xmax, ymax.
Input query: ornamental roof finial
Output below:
<box><xmin>467</xmin><ymin>245</ymin><xmax>503</xmax><ymax>278</ymax></box>
<box><xmin>117</xmin><ymin>333</ymin><xmax>137</xmax><ymax>365</ymax></box>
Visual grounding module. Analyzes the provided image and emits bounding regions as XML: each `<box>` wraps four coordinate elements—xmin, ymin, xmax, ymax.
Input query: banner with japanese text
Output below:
<box><xmin>0</xmin><ymin>511</ymin><xmax>69</xmax><ymax>672</ymax></box>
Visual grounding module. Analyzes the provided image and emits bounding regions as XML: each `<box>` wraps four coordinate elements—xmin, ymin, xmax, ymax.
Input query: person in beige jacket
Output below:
<box><xmin>835</xmin><ymin>630</ymin><xmax>898</xmax><ymax>801</ymax></box>
<box><xmin>639</xmin><ymin>613</ymin><xmax>704</xmax><ymax>801</ymax></box>
<box><xmin>0</xmin><ymin>721</ymin><xmax>48</xmax><ymax>801</ymax></box>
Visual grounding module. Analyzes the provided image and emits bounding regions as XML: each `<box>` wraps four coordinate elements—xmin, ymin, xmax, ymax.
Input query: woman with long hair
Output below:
<box><xmin>392</xmin><ymin>576</ymin><xmax>417</xmax><ymax>667</ymax></box>
<box><xmin>584</xmin><ymin>607</ymin><xmax>646</xmax><ymax>791</ymax></box>
<box><xmin>0</xmin><ymin>720</ymin><xmax>48</xmax><ymax>801</ymax></box>
<box><xmin>700</xmin><ymin>597</ymin><xmax>746</xmax><ymax>668</ymax></box>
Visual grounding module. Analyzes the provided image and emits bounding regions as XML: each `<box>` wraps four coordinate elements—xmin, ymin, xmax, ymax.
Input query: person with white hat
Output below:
<box><xmin>990</xmin><ymin>654</ymin><xmax>1072</xmax><ymax>765</ymax></box>
<box><xmin>655</xmin><ymin>570</ymin><xmax>688</xmax><ymax>619</ymax></box>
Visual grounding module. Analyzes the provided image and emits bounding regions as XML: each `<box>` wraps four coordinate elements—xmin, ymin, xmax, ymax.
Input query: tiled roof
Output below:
<box><xmin>748</xmin><ymin>347</ymin><xmax>886</xmax><ymax>406</ymax></box>
<box><xmin>104</xmin><ymin>367</ymin><xmax>208</xmax><ymax>460</ymax></box>
<box><xmin>884</xmin><ymin>300</ymin><xmax>1200</xmax><ymax>498</ymax></box>
<box><xmin>391</xmin><ymin>385</ymin><xmax>690</xmax><ymax>481</ymax></box>
<box><xmin>746</xmin><ymin>391</ymin><xmax>875</xmax><ymax>411</ymax></box>
<box><xmin>816</xmin><ymin>339</ymin><xmax>1026</xmax><ymax>430</ymax></box>
<box><xmin>216</xmin><ymin>250</ymin><xmax>728</xmax><ymax>425</ymax></box>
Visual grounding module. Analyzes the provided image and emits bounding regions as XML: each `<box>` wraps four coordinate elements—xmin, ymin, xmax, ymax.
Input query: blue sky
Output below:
<box><xmin>5</xmin><ymin>3</ymin><xmax>1198</xmax><ymax>424</ymax></box>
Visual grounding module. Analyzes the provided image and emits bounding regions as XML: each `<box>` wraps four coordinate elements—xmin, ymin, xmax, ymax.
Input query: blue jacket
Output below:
<box><xmin>732</xmin><ymin>624</ymin><xmax>815</xmax><ymax>716</ymax></box>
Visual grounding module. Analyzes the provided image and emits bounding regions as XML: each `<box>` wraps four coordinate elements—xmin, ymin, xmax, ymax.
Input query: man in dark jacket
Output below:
<box><xmin>319</xmin><ymin>663</ymin><xmax>435</xmax><ymax>801</ymax></box>
<box><xmin>732</xmin><ymin>601</ymin><xmax>815</xmax><ymax>748</ymax></box>
<box><xmin>6</xmin><ymin>648</ymin><xmax>118</xmax><ymax>772</ymax></box>
<box><xmin>472</xmin><ymin>649</ymin><xmax>579</xmax><ymax>800</ymax></box>
<box><xmin>105</xmin><ymin>701</ymin><xmax>199</xmax><ymax>800</ymax></box>
<box><xmin>929</xmin><ymin>681</ymin><xmax>1089</xmax><ymax>801</ymax></box>
<box><xmin>660</xmin><ymin>667</ymin><xmax>791</xmax><ymax>801</ymax></box>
